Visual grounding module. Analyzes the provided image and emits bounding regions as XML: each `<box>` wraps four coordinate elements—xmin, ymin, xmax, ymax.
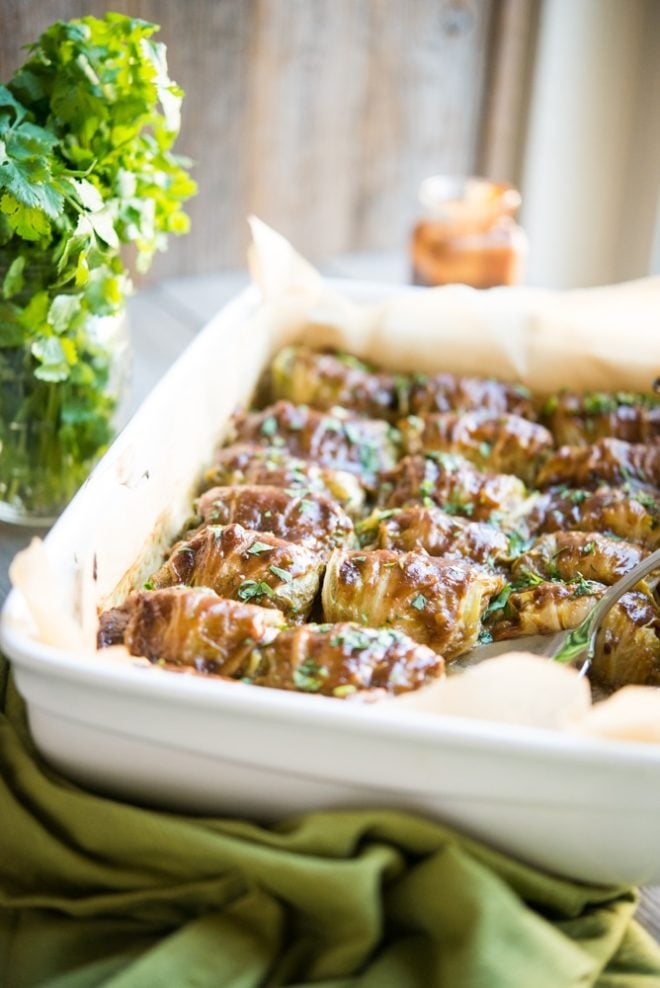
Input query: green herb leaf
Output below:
<box><xmin>260</xmin><ymin>415</ymin><xmax>278</xmax><ymax>437</ymax></box>
<box><xmin>483</xmin><ymin>585</ymin><xmax>512</xmax><ymax>621</ymax></box>
<box><xmin>269</xmin><ymin>565</ymin><xmax>292</xmax><ymax>584</ymax></box>
<box><xmin>410</xmin><ymin>593</ymin><xmax>427</xmax><ymax>611</ymax></box>
<box><xmin>246</xmin><ymin>541</ymin><xmax>273</xmax><ymax>556</ymax></box>
<box><xmin>293</xmin><ymin>658</ymin><xmax>326</xmax><ymax>692</ymax></box>
<box><xmin>237</xmin><ymin>580</ymin><xmax>275</xmax><ymax>601</ymax></box>
<box><xmin>2</xmin><ymin>256</ymin><xmax>25</xmax><ymax>299</ymax></box>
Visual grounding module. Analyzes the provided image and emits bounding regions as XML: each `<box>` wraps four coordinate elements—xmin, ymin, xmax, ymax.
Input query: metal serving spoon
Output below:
<box><xmin>468</xmin><ymin>545</ymin><xmax>660</xmax><ymax>677</ymax></box>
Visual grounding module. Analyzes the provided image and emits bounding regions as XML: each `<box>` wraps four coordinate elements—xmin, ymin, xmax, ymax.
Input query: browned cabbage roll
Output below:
<box><xmin>358</xmin><ymin>505</ymin><xmax>509</xmax><ymax>566</ymax></box>
<box><xmin>511</xmin><ymin>531</ymin><xmax>647</xmax><ymax>586</ymax></box>
<box><xmin>399</xmin><ymin>411</ymin><xmax>553</xmax><ymax>484</ymax></box>
<box><xmin>202</xmin><ymin>443</ymin><xmax>366</xmax><ymax>517</ymax></box>
<box><xmin>592</xmin><ymin>591</ymin><xmax>660</xmax><ymax>688</ymax></box>
<box><xmin>323</xmin><ymin>548</ymin><xmax>504</xmax><ymax>658</ymax></box>
<box><xmin>244</xmin><ymin>622</ymin><xmax>444</xmax><ymax>696</ymax></box>
<box><xmin>536</xmin><ymin>437</ymin><xmax>660</xmax><ymax>490</ymax></box>
<box><xmin>149</xmin><ymin>523</ymin><xmax>323</xmax><ymax>623</ymax></box>
<box><xmin>541</xmin><ymin>391</ymin><xmax>660</xmax><ymax>446</ymax></box>
<box><xmin>484</xmin><ymin>580</ymin><xmax>660</xmax><ymax>689</ymax></box>
<box><xmin>405</xmin><ymin>372</ymin><xmax>534</xmax><ymax>419</ymax></box>
<box><xmin>527</xmin><ymin>486</ymin><xmax>660</xmax><ymax>549</ymax></box>
<box><xmin>232</xmin><ymin>401</ymin><xmax>399</xmax><ymax>487</ymax></box>
<box><xmin>485</xmin><ymin>580</ymin><xmax>603</xmax><ymax>641</ymax></box>
<box><xmin>196</xmin><ymin>485</ymin><xmax>354</xmax><ymax>558</ymax></box>
<box><xmin>270</xmin><ymin>346</ymin><xmax>401</xmax><ymax>421</ymax></box>
<box><xmin>379</xmin><ymin>453</ymin><xmax>527</xmax><ymax>523</ymax></box>
<box><xmin>98</xmin><ymin>586</ymin><xmax>284</xmax><ymax>674</ymax></box>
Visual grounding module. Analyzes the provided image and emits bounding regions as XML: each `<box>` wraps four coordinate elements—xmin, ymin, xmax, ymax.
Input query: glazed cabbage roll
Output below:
<box><xmin>511</xmin><ymin>531</ymin><xmax>647</xmax><ymax>586</ymax></box>
<box><xmin>323</xmin><ymin>548</ymin><xmax>504</xmax><ymax>658</ymax></box>
<box><xmin>98</xmin><ymin>586</ymin><xmax>284</xmax><ymax>675</ymax></box>
<box><xmin>379</xmin><ymin>453</ymin><xmax>527</xmax><ymax>523</ymax></box>
<box><xmin>541</xmin><ymin>391</ymin><xmax>660</xmax><ymax>446</ymax></box>
<box><xmin>358</xmin><ymin>505</ymin><xmax>509</xmax><ymax>566</ymax></box>
<box><xmin>196</xmin><ymin>485</ymin><xmax>354</xmax><ymax>558</ymax></box>
<box><xmin>232</xmin><ymin>401</ymin><xmax>399</xmax><ymax>487</ymax></box>
<box><xmin>150</xmin><ymin>523</ymin><xmax>323</xmax><ymax>623</ymax></box>
<box><xmin>527</xmin><ymin>486</ymin><xmax>660</xmax><ymax>549</ymax></box>
<box><xmin>485</xmin><ymin>579</ymin><xmax>603</xmax><ymax>642</ymax></box>
<box><xmin>483</xmin><ymin>581</ymin><xmax>660</xmax><ymax>689</ymax></box>
<box><xmin>245</xmin><ymin>622</ymin><xmax>444</xmax><ymax>696</ymax></box>
<box><xmin>202</xmin><ymin>443</ymin><xmax>366</xmax><ymax>517</ymax></box>
<box><xmin>399</xmin><ymin>411</ymin><xmax>553</xmax><ymax>484</ymax></box>
<box><xmin>270</xmin><ymin>346</ymin><xmax>402</xmax><ymax>421</ymax></box>
<box><xmin>405</xmin><ymin>372</ymin><xmax>534</xmax><ymax>419</ymax></box>
<box><xmin>592</xmin><ymin>591</ymin><xmax>660</xmax><ymax>688</ymax></box>
<box><xmin>536</xmin><ymin>437</ymin><xmax>660</xmax><ymax>490</ymax></box>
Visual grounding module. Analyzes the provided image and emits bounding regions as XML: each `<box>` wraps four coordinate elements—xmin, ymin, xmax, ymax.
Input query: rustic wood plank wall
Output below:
<box><xmin>1</xmin><ymin>0</ymin><xmax>496</xmax><ymax>278</ymax></box>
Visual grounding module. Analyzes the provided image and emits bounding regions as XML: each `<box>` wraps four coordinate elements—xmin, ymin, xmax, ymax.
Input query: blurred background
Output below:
<box><xmin>1</xmin><ymin>0</ymin><xmax>659</xmax><ymax>290</ymax></box>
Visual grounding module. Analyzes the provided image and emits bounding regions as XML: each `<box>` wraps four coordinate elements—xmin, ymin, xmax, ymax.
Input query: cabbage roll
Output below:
<box><xmin>150</xmin><ymin>523</ymin><xmax>323</xmax><ymax>623</ymax></box>
<box><xmin>246</xmin><ymin>622</ymin><xmax>444</xmax><ymax>696</ymax></box>
<box><xmin>399</xmin><ymin>411</ymin><xmax>553</xmax><ymax>484</ymax></box>
<box><xmin>196</xmin><ymin>485</ymin><xmax>354</xmax><ymax>558</ymax></box>
<box><xmin>202</xmin><ymin>443</ymin><xmax>366</xmax><ymax>517</ymax></box>
<box><xmin>98</xmin><ymin>586</ymin><xmax>283</xmax><ymax>675</ymax></box>
<box><xmin>323</xmin><ymin>548</ymin><xmax>504</xmax><ymax>658</ymax></box>
<box><xmin>270</xmin><ymin>346</ymin><xmax>401</xmax><ymax>420</ymax></box>
<box><xmin>359</xmin><ymin>505</ymin><xmax>509</xmax><ymax>566</ymax></box>
<box><xmin>406</xmin><ymin>372</ymin><xmax>534</xmax><ymax>419</ymax></box>
<box><xmin>541</xmin><ymin>391</ymin><xmax>660</xmax><ymax>446</ymax></box>
<box><xmin>511</xmin><ymin>531</ymin><xmax>647</xmax><ymax>586</ymax></box>
<box><xmin>379</xmin><ymin>453</ymin><xmax>527</xmax><ymax>523</ymax></box>
<box><xmin>232</xmin><ymin>401</ymin><xmax>399</xmax><ymax>487</ymax></box>
<box><xmin>536</xmin><ymin>437</ymin><xmax>660</xmax><ymax>490</ymax></box>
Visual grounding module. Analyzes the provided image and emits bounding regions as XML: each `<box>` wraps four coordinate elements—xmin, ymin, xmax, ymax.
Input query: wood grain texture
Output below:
<box><xmin>0</xmin><ymin>0</ymin><xmax>494</xmax><ymax>276</ymax></box>
<box><xmin>478</xmin><ymin>0</ymin><xmax>540</xmax><ymax>183</ymax></box>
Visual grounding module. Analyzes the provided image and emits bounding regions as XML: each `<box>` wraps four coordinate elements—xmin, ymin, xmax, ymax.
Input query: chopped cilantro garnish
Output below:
<box><xmin>512</xmin><ymin>567</ymin><xmax>544</xmax><ymax>589</ymax></box>
<box><xmin>269</xmin><ymin>565</ymin><xmax>293</xmax><ymax>584</ymax></box>
<box><xmin>333</xmin><ymin>684</ymin><xmax>358</xmax><ymax>698</ymax></box>
<box><xmin>293</xmin><ymin>659</ymin><xmax>326</xmax><ymax>692</ymax></box>
<box><xmin>571</xmin><ymin>574</ymin><xmax>601</xmax><ymax>599</ymax></box>
<box><xmin>246</xmin><ymin>541</ymin><xmax>273</xmax><ymax>556</ymax></box>
<box><xmin>237</xmin><ymin>580</ymin><xmax>275</xmax><ymax>601</ymax></box>
<box><xmin>583</xmin><ymin>393</ymin><xmax>618</xmax><ymax>416</ymax></box>
<box><xmin>335</xmin><ymin>352</ymin><xmax>370</xmax><ymax>372</ymax></box>
<box><xmin>260</xmin><ymin>416</ymin><xmax>278</xmax><ymax>437</ymax></box>
<box><xmin>483</xmin><ymin>585</ymin><xmax>513</xmax><ymax>621</ymax></box>
<box><xmin>410</xmin><ymin>593</ymin><xmax>427</xmax><ymax>611</ymax></box>
<box><xmin>358</xmin><ymin>442</ymin><xmax>380</xmax><ymax>475</ymax></box>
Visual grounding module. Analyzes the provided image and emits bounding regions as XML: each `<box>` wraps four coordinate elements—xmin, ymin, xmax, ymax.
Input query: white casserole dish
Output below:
<box><xmin>3</xmin><ymin>275</ymin><xmax>660</xmax><ymax>887</ymax></box>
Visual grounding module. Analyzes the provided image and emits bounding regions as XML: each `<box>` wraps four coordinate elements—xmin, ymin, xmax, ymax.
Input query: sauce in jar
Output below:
<box><xmin>410</xmin><ymin>176</ymin><xmax>527</xmax><ymax>289</ymax></box>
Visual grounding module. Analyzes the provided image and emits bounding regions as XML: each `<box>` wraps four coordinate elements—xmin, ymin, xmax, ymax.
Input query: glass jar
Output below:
<box><xmin>0</xmin><ymin>269</ymin><xmax>130</xmax><ymax>526</ymax></box>
<box><xmin>410</xmin><ymin>176</ymin><xmax>527</xmax><ymax>289</ymax></box>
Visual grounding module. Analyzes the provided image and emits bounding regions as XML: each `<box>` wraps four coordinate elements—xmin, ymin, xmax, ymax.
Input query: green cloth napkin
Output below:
<box><xmin>1</xmin><ymin>657</ymin><xmax>660</xmax><ymax>988</ymax></box>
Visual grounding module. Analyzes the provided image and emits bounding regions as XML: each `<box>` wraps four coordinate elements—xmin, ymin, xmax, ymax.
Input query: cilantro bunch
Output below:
<box><xmin>0</xmin><ymin>14</ymin><xmax>196</xmax><ymax>518</ymax></box>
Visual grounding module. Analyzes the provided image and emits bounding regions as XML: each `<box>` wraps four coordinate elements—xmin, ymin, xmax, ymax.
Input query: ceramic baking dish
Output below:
<box><xmin>3</xmin><ymin>276</ymin><xmax>660</xmax><ymax>887</ymax></box>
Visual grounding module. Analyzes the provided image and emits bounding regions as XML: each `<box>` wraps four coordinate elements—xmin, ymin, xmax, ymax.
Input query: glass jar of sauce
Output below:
<box><xmin>410</xmin><ymin>176</ymin><xmax>527</xmax><ymax>288</ymax></box>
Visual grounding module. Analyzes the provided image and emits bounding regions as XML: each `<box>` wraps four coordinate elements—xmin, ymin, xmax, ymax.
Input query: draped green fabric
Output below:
<box><xmin>1</xmin><ymin>658</ymin><xmax>659</xmax><ymax>988</ymax></box>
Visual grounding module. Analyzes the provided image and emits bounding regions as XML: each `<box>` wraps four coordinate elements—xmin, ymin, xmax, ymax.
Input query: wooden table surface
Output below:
<box><xmin>1</xmin><ymin>257</ymin><xmax>659</xmax><ymax>943</ymax></box>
